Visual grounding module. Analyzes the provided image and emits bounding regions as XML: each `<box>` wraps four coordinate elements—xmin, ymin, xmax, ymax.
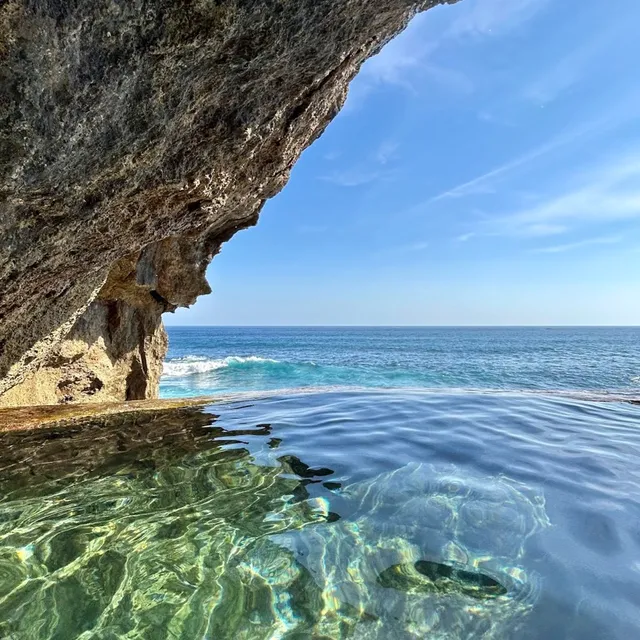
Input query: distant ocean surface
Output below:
<box><xmin>161</xmin><ymin>326</ymin><xmax>640</xmax><ymax>398</ymax></box>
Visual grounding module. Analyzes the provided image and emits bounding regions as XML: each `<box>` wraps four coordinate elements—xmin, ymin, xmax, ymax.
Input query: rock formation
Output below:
<box><xmin>0</xmin><ymin>0</ymin><xmax>454</xmax><ymax>407</ymax></box>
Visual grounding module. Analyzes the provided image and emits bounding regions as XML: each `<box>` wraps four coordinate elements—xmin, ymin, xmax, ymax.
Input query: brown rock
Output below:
<box><xmin>0</xmin><ymin>0</ymin><xmax>455</xmax><ymax>406</ymax></box>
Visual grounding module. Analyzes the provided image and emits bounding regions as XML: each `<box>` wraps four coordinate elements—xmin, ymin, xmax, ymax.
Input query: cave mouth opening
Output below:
<box><xmin>2</xmin><ymin>0</ymin><xmax>634</xmax><ymax>410</ymax></box>
<box><xmin>159</xmin><ymin>0</ymin><xmax>639</xmax><ymax>399</ymax></box>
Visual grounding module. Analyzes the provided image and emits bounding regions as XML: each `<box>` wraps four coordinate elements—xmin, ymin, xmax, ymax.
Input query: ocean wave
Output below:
<box><xmin>161</xmin><ymin>356</ymin><xmax>640</xmax><ymax>404</ymax></box>
<box><xmin>163</xmin><ymin>355</ymin><xmax>280</xmax><ymax>377</ymax></box>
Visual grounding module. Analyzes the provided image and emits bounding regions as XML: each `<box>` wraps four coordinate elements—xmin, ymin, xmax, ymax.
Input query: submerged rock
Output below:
<box><xmin>377</xmin><ymin>559</ymin><xmax>508</xmax><ymax>599</ymax></box>
<box><xmin>0</xmin><ymin>0</ymin><xmax>455</xmax><ymax>406</ymax></box>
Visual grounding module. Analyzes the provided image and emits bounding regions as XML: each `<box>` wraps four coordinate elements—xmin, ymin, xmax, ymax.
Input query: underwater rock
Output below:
<box><xmin>377</xmin><ymin>559</ymin><xmax>508</xmax><ymax>599</ymax></box>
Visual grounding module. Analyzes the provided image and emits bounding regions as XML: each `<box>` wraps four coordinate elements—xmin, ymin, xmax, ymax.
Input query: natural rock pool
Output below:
<box><xmin>1</xmin><ymin>390</ymin><xmax>639</xmax><ymax>639</ymax></box>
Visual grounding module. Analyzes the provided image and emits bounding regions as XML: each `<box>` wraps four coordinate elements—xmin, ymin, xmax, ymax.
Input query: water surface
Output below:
<box><xmin>161</xmin><ymin>326</ymin><xmax>640</xmax><ymax>397</ymax></box>
<box><xmin>1</xmin><ymin>390</ymin><xmax>639</xmax><ymax>639</ymax></box>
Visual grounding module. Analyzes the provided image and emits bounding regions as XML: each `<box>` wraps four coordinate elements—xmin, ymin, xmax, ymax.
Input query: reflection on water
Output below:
<box><xmin>1</xmin><ymin>391</ymin><xmax>636</xmax><ymax>639</ymax></box>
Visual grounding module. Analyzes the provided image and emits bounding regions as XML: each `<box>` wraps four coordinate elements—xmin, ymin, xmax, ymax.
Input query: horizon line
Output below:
<box><xmin>163</xmin><ymin>324</ymin><xmax>640</xmax><ymax>328</ymax></box>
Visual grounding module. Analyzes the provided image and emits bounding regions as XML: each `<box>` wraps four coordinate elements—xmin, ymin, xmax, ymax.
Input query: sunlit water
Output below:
<box><xmin>2</xmin><ymin>328</ymin><xmax>640</xmax><ymax>638</ymax></box>
<box><xmin>1</xmin><ymin>391</ymin><xmax>640</xmax><ymax>639</ymax></box>
<box><xmin>161</xmin><ymin>327</ymin><xmax>640</xmax><ymax>397</ymax></box>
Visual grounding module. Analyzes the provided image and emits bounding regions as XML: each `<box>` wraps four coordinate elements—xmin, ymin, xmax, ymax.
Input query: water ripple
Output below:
<box><xmin>0</xmin><ymin>391</ymin><xmax>639</xmax><ymax>639</ymax></box>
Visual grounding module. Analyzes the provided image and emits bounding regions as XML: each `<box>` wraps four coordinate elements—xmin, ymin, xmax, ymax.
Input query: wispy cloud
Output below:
<box><xmin>419</xmin><ymin>93</ymin><xmax>640</xmax><ymax>208</ymax></box>
<box><xmin>477</xmin><ymin>110</ymin><xmax>517</xmax><ymax>127</ymax></box>
<box><xmin>297</xmin><ymin>224</ymin><xmax>328</xmax><ymax>235</ymax></box>
<box><xmin>357</xmin><ymin>13</ymin><xmax>437</xmax><ymax>92</ymax></box>
<box><xmin>321</xmin><ymin>140</ymin><xmax>400</xmax><ymax>187</ymax></box>
<box><xmin>523</xmin><ymin>49</ymin><xmax>589</xmax><ymax>105</ymax></box>
<box><xmin>510</xmin><ymin>223</ymin><xmax>568</xmax><ymax>238</ymax></box>
<box><xmin>532</xmin><ymin>235</ymin><xmax>622</xmax><ymax>254</ymax></box>
<box><xmin>375</xmin><ymin>141</ymin><xmax>399</xmax><ymax>165</ymax></box>
<box><xmin>376</xmin><ymin>241</ymin><xmax>429</xmax><ymax>257</ymax></box>
<box><xmin>424</xmin><ymin>64</ymin><xmax>474</xmax><ymax>93</ymax></box>
<box><xmin>447</xmin><ymin>0</ymin><xmax>549</xmax><ymax>39</ymax></box>
<box><xmin>349</xmin><ymin>0</ymin><xmax>549</xmax><ymax>111</ymax></box>
<box><xmin>428</xmin><ymin>122</ymin><xmax>596</xmax><ymax>203</ymax></box>
<box><xmin>360</xmin><ymin>33</ymin><xmax>470</xmax><ymax>97</ymax></box>
<box><xmin>323</xmin><ymin>150</ymin><xmax>341</xmax><ymax>162</ymax></box>
<box><xmin>403</xmin><ymin>241</ymin><xmax>430</xmax><ymax>252</ymax></box>
<box><xmin>522</xmin><ymin>26</ymin><xmax>618</xmax><ymax>105</ymax></box>
<box><xmin>320</xmin><ymin>168</ymin><xmax>391</xmax><ymax>187</ymax></box>
<box><xmin>362</xmin><ymin>38</ymin><xmax>433</xmax><ymax>90</ymax></box>
<box><xmin>487</xmin><ymin>151</ymin><xmax>640</xmax><ymax>237</ymax></box>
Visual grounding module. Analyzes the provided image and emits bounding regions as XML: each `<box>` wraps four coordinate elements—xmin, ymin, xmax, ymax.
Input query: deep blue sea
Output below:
<box><xmin>162</xmin><ymin>326</ymin><xmax>640</xmax><ymax>398</ymax></box>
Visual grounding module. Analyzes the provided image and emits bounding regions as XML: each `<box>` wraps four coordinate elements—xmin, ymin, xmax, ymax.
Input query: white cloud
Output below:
<box><xmin>320</xmin><ymin>167</ymin><xmax>397</xmax><ymax>187</ymax></box>
<box><xmin>297</xmin><ymin>224</ymin><xmax>328</xmax><ymax>235</ymax></box>
<box><xmin>428</xmin><ymin>123</ymin><xmax>596</xmax><ymax>203</ymax></box>
<box><xmin>359</xmin><ymin>14</ymin><xmax>436</xmax><ymax>90</ymax></box>
<box><xmin>424</xmin><ymin>63</ymin><xmax>474</xmax><ymax>93</ymax></box>
<box><xmin>405</xmin><ymin>241</ymin><xmax>430</xmax><ymax>252</ymax></box>
<box><xmin>375</xmin><ymin>141</ymin><xmax>400</xmax><ymax>165</ymax></box>
<box><xmin>363</xmin><ymin>43</ymin><xmax>427</xmax><ymax>90</ymax></box>
<box><xmin>350</xmin><ymin>0</ymin><xmax>549</xmax><ymax>109</ymax></box>
<box><xmin>421</xmin><ymin>92</ymin><xmax>640</xmax><ymax>208</ymax></box>
<box><xmin>477</xmin><ymin>110</ymin><xmax>517</xmax><ymax>127</ymax></box>
<box><xmin>511</xmin><ymin>223</ymin><xmax>568</xmax><ymax>238</ymax></box>
<box><xmin>487</xmin><ymin>151</ymin><xmax>640</xmax><ymax>237</ymax></box>
<box><xmin>376</xmin><ymin>241</ymin><xmax>430</xmax><ymax>257</ymax></box>
<box><xmin>323</xmin><ymin>150</ymin><xmax>341</xmax><ymax>161</ymax></box>
<box><xmin>522</xmin><ymin>9</ymin><xmax>635</xmax><ymax>106</ymax></box>
<box><xmin>523</xmin><ymin>51</ymin><xmax>587</xmax><ymax>105</ymax></box>
<box><xmin>320</xmin><ymin>140</ymin><xmax>399</xmax><ymax>188</ymax></box>
<box><xmin>531</xmin><ymin>235</ymin><xmax>622</xmax><ymax>254</ymax></box>
<box><xmin>522</xmin><ymin>27</ymin><xmax>616</xmax><ymax>105</ymax></box>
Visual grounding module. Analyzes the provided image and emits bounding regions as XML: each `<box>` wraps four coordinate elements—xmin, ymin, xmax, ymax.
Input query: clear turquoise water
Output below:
<box><xmin>2</xmin><ymin>328</ymin><xmax>640</xmax><ymax>639</ymax></box>
<box><xmin>161</xmin><ymin>326</ymin><xmax>640</xmax><ymax>397</ymax></box>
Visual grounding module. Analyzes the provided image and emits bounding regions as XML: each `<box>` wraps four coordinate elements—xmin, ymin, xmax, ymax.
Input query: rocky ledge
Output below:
<box><xmin>0</xmin><ymin>0</ymin><xmax>453</xmax><ymax>407</ymax></box>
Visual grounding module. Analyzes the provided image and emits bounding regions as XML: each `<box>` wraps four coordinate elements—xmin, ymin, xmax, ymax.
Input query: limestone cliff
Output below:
<box><xmin>0</xmin><ymin>0</ymin><xmax>453</xmax><ymax>407</ymax></box>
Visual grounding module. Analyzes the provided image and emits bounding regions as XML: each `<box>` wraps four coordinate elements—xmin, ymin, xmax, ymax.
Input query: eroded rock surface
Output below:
<box><xmin>0</xmin><ymin>0</ymin><xmax>453</xmax><ymax>406</ymax></box>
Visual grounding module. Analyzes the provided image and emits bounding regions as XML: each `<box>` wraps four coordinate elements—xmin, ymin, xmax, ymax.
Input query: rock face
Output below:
<box><xmin>0</xmin><ymin>0</ymin><xmax>453</xmax><ymax>407</ymax></box>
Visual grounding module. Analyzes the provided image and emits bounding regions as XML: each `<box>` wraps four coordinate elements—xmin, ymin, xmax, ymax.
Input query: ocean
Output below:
<box><xmin>162</xmin><ymin>326</ymin><xmax>640</xmax><ymax>397</ymax></box>
<box><xmin>1</xmin><ymin>327</ymin><xmax>639</xmax><ymax>639</ymax></box>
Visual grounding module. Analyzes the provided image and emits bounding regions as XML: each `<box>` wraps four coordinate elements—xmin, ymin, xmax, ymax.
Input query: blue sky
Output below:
<box><xmin>167</xmin><ymin>0</ymin><xmax>640</xmax><ymax>326</ymax></box>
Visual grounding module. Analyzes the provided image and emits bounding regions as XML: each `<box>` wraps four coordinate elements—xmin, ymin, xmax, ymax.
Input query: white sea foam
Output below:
<box><xmin>162</xmin><ymin>355</ymin><xmax>279</xmax><ymax>377</ymax></box>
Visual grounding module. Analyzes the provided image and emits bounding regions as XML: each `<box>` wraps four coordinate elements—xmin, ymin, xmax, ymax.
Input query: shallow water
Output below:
<box><xmin>1</xmin><ymin>390</ymin><xmax>639</xmax><ymax>639</ymax></box>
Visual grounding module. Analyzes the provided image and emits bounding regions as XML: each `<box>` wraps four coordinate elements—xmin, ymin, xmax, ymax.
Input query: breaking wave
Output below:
<box><xmin>161</xmin><ymin>355</ymin><xmax>640</xmax><ymax>404</ymax></box>
<box><xmin>163</xmin><ymin>355</ymin><xmax>281</xmax><ymax>377</ymax></box>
